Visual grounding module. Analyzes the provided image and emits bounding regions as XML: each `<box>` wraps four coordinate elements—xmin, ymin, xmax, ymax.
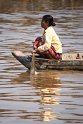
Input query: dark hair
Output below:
<box><xmin>42</xmin><ymin>15</ymin><xmax>56</xmax><ymax>26</ymax></box>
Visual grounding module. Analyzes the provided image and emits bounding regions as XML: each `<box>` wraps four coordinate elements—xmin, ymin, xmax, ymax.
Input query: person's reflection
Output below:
<box><xmin>11</xmin><ymin>70</ymin><xmax>61</xmax><ymax>122</ymax></box>
<box><xmin>31</xmin><ymin>70</ymin><xmax>61</xmax><ymax>121</ymax></box>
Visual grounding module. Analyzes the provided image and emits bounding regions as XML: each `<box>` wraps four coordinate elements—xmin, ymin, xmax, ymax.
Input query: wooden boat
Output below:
<box><xmin>12</xmin><ymin>51</ymin><xmax>83</xmax><ymax>71</ymax></box>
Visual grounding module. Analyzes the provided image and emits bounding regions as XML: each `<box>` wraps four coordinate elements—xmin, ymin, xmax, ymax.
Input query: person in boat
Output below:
<box><xmin>32</xmin><ymin>15</ymin><xmax>62</xmax><ymax>60</ymax></box>
<box><xmin>12</xmin><ymin>15</ymin><xmax>62</xmax><ymax>69</ymax></box>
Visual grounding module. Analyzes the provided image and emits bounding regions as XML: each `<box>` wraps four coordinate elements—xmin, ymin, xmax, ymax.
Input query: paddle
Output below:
<box><xmin>30</xmin><ymin>53</ymin><xmax>36</xmax><ymax>75</ymax></box>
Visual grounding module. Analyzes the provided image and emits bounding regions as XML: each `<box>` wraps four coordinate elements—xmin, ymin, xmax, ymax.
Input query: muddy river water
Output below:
<box><xmin>0</xmin><ymin>0</ymin><xmax>83</xmax><ymax>124</ymax></box>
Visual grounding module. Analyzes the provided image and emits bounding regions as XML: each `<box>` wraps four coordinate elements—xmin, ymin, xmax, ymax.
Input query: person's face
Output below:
<box><xmin>41</xmin><ymin>19</ymin><xmax>49</xmax><ymax>29</ymax></box>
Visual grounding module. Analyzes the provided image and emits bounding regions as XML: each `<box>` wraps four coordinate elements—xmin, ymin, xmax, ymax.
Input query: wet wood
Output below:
<box><xmin>12</xmin><ymin>51</ymin><xmax>83</xmax><ymax>71</ymax></box>
<box><xmin>35</xmin><ymin>53</ymin><xmax>83</xmax><ymax>70</ymax></box>
<box><xmin>38</xmin><ymin>59</ymin><xmax>83</xmax><ymax>70</ymax></box>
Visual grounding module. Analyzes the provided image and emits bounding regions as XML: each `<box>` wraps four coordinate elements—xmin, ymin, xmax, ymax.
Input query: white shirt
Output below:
<box><xmin>38</xmin><ymin>26</ymin><xmax>62</xmax><ymax>53</ymax></box>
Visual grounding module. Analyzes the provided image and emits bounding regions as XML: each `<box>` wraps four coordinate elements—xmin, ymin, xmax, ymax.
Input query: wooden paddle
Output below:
<box><xmin>30</xmin><ymin>53</ymin><xmax>36</xmax><ymax>75</ymax></box>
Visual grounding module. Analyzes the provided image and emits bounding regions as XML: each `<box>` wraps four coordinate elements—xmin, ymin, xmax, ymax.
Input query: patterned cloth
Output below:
<box><xmin>33</xmin><ymin>37</ymin><xmax>62</xmax><ymax>60</ymax></box>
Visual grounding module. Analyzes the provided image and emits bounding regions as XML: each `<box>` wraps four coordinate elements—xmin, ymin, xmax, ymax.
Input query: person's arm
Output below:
<box><xmin>37</xmin><ymin>31</ymin><xmax>52</xmax><ymax>52</ymax></box>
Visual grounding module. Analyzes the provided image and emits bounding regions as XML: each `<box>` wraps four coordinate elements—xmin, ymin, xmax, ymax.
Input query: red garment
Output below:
<box><xmin>33</xmin><ymin>37</ymin><xmax>62</xmax><ymax>60</ymax></box>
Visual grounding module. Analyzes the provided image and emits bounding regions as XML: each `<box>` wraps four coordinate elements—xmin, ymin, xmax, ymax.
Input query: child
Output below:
<box><xmin>33</xmin><ymin>15</ymin><xmax>62</xmax><ymax>60</ymax></box>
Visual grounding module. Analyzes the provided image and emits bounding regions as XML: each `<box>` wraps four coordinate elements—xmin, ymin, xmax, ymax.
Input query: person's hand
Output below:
<box><xmin>32</xmin><ymin>50</ymin><xmax>37</xmax><ymax>54</ymax></box>
<box><xmin>32</xmin><ymin>48</ymin><xmax>39</xmax><ymax>54</ymax></box>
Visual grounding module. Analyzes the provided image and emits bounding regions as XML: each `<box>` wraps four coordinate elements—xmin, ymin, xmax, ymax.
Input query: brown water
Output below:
<box><xmin>0</xmin><ymin>0</ymin><xmax>83</xmax><ymax>124</ymax></box>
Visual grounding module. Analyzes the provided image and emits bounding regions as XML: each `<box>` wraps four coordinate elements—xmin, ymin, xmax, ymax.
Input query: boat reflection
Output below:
<box><xmin>11</xmin><ymin>70</ymin><xmax>61</xmax><ymax>122</ymax></box>
<box><xmin>30</xmin><ymin>70</ymin><xmax>61</xmax><ymax>121</ymax></box>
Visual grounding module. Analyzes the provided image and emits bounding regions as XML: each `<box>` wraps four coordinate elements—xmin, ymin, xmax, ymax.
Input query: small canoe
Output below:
<box><xmin>12</xmin><ymin>51</ymin><xmax>83</xmax><ymax>71</ymax></box>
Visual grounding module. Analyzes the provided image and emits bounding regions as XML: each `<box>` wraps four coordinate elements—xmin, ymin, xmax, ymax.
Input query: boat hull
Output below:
<box><xmin>12</xmin><ymin>51</ymin><xmax>83</xmax><ymax>71</ymax></box>
<box><xmin>38</xmin><ymin>60</ymin><xmax>83</xmax><ymax>70</ymax></box>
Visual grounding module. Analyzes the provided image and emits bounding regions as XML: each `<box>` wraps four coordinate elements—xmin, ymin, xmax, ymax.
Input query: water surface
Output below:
<box><xmin>0</xmin><ymin>0</ymin><xmax>83</xmax><ymax>124</ymax></box>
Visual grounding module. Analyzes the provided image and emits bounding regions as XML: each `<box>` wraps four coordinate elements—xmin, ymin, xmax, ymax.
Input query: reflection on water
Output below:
<box><xmin>0</xmin><ymin>0</ymin><xmax>83</xmax><ymax>124</ymax></box>
<box><xmin>11</xmin><ymin>71</ymin><xmax>61</xmax><ymax>122</ymax></box>
<box><xmin>31</xmin><ymin>71</ymin><xmax>61</xmax><ymax>105</ymax></box>
<box><xmin>0</xmin><ymin>70</ymin><xmax>83</xmax><ymax>124</ymax></box>
<box><xmin>31</xmin><ymin>72</ymin><xmax>61</xmax><ymax>122</ymax></box>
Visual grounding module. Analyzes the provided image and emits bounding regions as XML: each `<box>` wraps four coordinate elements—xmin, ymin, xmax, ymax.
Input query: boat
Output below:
<box><xmin>12</xmin><ymin>51</ymin><xmax>83</xmax><ymax>71</ymax></box>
